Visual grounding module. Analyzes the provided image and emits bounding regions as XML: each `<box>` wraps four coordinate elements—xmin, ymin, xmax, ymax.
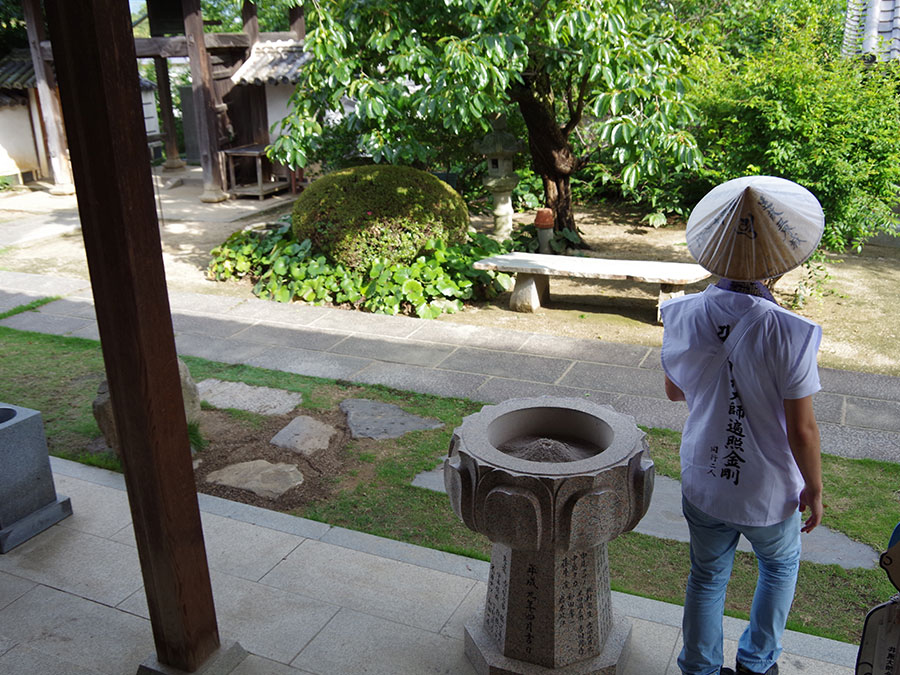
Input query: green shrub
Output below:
<box><xmin>291</xmin><ymin>165</ymin><xmax>470</xmax><ymax>270</ymax></box>
<box><xmin>208</xmin><ymin>223</ymin><xmax>518</xmax><ymax>319</ymax></box>
<box><xmin>683</xmin><ymin>19</ymin><xmax>900</xmax><ymax>251</ymax></box>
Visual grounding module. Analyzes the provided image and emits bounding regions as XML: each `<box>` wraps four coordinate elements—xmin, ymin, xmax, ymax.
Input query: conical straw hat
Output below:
<box><xmin>686</xmin><ymin>176</ymin><xmax>825</xmax><ymax>280</ymax></box>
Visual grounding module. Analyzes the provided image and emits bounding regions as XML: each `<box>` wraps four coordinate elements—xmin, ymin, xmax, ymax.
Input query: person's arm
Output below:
<box><xmin>665</xmin><ymin>374</ymin><xmax>685</xmax><ymax>402</ymax></box>
<box><xmin>784</xmin><ymin>395</ymin><xmax>823</xmax><ymax>533</ymax></box>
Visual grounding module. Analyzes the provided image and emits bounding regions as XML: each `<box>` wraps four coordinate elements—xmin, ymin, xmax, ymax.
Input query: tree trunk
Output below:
<box><xmin>510</xmin><ymin>82</ymin><xmax>581</xmax><ymax>242</ymax></box>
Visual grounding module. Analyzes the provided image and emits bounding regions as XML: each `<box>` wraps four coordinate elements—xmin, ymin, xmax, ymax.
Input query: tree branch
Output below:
<box><xmin>562</xmin><ymin>72</ymin><xmax>590</xmax><ymax>136</ymax></box>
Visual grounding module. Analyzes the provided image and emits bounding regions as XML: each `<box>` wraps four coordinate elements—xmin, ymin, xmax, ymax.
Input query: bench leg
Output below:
<box><xmin>509</xmin><ymin>273</ymin><xmax>549</xmax><ymax>312</ymax></box>
<box><xmin>657</xmin><ymin>283</ymin><xmax>685</xmax><ymax>324</ymax></box>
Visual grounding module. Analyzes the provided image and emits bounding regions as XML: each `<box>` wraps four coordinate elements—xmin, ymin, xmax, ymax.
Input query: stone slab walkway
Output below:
<box><xmin>0</xmin><ymin>457</ymin><xmax>859</xmax><ymax>675</ymax></box>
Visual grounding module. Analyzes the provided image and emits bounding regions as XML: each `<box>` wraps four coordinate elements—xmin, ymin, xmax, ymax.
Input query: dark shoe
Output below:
<box><xmin>720</xmin><ymin>668</ymin><xmax>736</xmax><ymax>675</ymax></box>
<box><xmin>736</xmin><ymin>663</ymin><xmax>778</xmax><ymax>675</ymax></box>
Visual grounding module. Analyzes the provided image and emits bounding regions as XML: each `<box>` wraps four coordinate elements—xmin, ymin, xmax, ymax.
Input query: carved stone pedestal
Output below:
<box><xmin>444</xmin><ymin>397</ymin><xmax>654</xmax><ymax>674</ymax></box>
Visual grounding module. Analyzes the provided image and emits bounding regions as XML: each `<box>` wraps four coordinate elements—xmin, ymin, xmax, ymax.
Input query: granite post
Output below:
<box><xmin>444</xmin><ymin>397</ymin><xmax>654</xmax><ymax>674</ymax></box>
<box><xmin>0</xmin><ymin>403</ymin><xmax>72</xmax><ymax>553</ymax></box>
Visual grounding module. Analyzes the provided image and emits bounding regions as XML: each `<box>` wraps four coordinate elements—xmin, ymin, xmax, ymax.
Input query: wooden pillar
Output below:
<box><xmin>182</xmin><ymin>0</ymin><xmax>227</xmax><ymax>202</ymax></box>
<box><xmin>42</xmin><ymin>0</ymin><xmax>237</xmax><ymax>672</ymax></box>
<box><xmin>241</xmin><ymin>0</ymin><xmax>259</xmax><ymax>46</ymax></box>
<box><xmin>289</xmin><ymin>3</ymin><xmax>306</xmax><ymax>40</ymax></box>
<box><xmin>21</xmin><ymin>0</ymin><xmax>74</xmax><ymax>195</ymax></box>
<box><xmin>154</xmin><ymin>57</ymin><xmax>186</xmax><ymax>171</ymax></box>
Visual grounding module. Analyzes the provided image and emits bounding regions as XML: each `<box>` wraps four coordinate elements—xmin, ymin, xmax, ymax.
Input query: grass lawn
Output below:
<box><xmin>0</xmin><ymin>316</ymin><xmax>896</xmax><ymax>644</ymax></box>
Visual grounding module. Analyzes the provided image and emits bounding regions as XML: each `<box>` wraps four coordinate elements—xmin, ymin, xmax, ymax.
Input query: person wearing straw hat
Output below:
<box><xmin>659</xmin><ymin>176</ymin><xmax>826</xmax><ymax>675</ymax></box>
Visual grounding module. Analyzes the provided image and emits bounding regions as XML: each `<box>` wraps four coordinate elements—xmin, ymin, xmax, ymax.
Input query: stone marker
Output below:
<box><xmin>205</xmin><ymin>460</ymin><xmax>304</xmax><ymax>500</ymax></box>
<box><xmin>444</xmin><ymin>397</ymin><xmax>654</xmax><ymax>674</ymax></box>
<box><xmin>94</xmin><ymin>357</ymin><xmax>201</xmax><ymax>454</ymax></box>
<box><xmin>340</xmin><ymin>398</ymin><xmax>443</xmax><ymax>440</ymax></box>
<box><xmin>0</xmin><ymin>403</ymin><xmax>72</xmax><ymax>552</ymax></box>
<box><xmin>270</xmin><ymin>416</ymin><xmax>338</xmax><ymax>456</ymax></box>
<box><xmin>197</xmin><ymin>379</ymin><xmax>303</xmax><ymax>416</ymax></box>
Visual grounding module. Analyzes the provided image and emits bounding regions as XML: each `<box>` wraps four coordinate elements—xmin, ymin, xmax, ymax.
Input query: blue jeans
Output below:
<box><xmin>678</xmin><ymin>496</ymin><xmax>801</xmax><ymax>675</ymax></box>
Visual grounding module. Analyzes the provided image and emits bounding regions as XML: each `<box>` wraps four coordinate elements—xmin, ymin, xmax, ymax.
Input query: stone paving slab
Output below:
<box><xmin>610</xmin><ymin>393</ymin><xmax>689</xmax><ymax>431</ymax></box>
<box><xmin>260</xmin><ymin>540</ymin><xmax>477</xmax><ymax>634</ymax></box>
<box><xmin>0</xmin><ymin>311</ymin><xmax>94</xmax><ymax>336</ymax></box>
<box><xmin>36</xmin><ymin>297</ymin><xmax>97</xmax><ymax>319</ymax></box>
<box><xmin>0</xmin><ymin>526</ymin><xmax>143</xmax><ymax>607</ymax></box>
<box><xmin>819</xmin><ymin>366</ymin><xmax>900</xmax><ymax>400</ymax></box>
<box><xmin>175</xmin><ymin>333</ymin><xmax>271</xmax><ymax>365</ymax></box>
<box><xmin>519</xmin><ymin>333</ymin><xmax>651</xmax><ymax>366</ymax></box>
<box><xmin>291</xmin><ymin>608</ymin><xmax>477</xmax><ymax>675</ymax></box>
<box><xmin>270</xmin><ymin>416</ymin><xmax>337</xmax><ymax>455</ymax></box>
<box><xmin>205</xmin><ymin>460</ymin><xmax>304</xmax><ymax>500</ymax></box>
<box><xmin>244</xmin><ymin>346</ymin><xmax>372</xmax><ymax>380</ymax></box>
<box><xmin>352</xmin><ymin>361</ymin><xmax>489</xmax><ymax>398</ymax></box>
<box><xmin>558</xmin><ymin>361</ymin><xmax>666</xmax><ymax>397</ymax></box>
<box><xmin>813</xmin><ymin>392</ymin><xmax>846</xmax><ymax>425</ymax></box>
<box><xmin>329</xmin><ymin>334</ymin><xmax>457</xmax><ymax>367</ymax></box>
<box><xmin>0</xmin><ymin>290</ymin><xmax>41</xmax><ymax>315</ymax></box>
<box><xmin>408</xmin><ymin>321</ymin><xmax>532</xmax><ymax>352</ymax></box>
<box><xmin>0</xmin><ymin>643</ymin><xmax>106</xmax><ymax>675</ymax></box>
<box><xmin>470</xmin><ymin>377</ymin><xmax>614</xmax><ymax>406</ymax></box>
<box><xmin>118</xmin><ymin>569</ymin><xmax>339</xmax><ymax>665</ymax></box>
<box><xmin>819</xmin><ymin>422</ymin><xmax>900</xmax><ymax>461</ymax></box>
<box><xmin>0</xmin><ymin>270</ymin><xmax>89</xmax><ymax>295</ymax></box>
<box><xmin>197</xmin><ymin>379</ymin><xmax>303</xmax><ymax>415</ymax></box>
<box><xmin>340</xmin><ymin>398</ymin><xmax>443</xmax><ymax>439</ymax></box>
<box><xmin>234</xmin><ymin>322</ymin><xmax>348</xmax><ymax>351</ymax></box>
<box><xmin>225</xmin><ymin>299</ymin><xmax>331</xmax><ymax>326</ymax></box>
<box><xmin>171</xmin><ymin>312</ymin><xmax>255</xmax><ymax>339</ymax></box>
<box><xmin>438</xmin><ymin>346</ymin><xmax>572</xmax><ymax>383</ymax></box>
<box><xmin>844</xmin><ymin>397</ymin><xmax>900</xmax><ymax>432</ymax></box>
<box><xmin>0</xmin><ymin>585</ymin><xmax>152</xmax><ymax>674</ymax></box>
<box><xmin>309</xmin><ymin>307</ymin><xmax>422</xmax><ymax>339</ymax></box>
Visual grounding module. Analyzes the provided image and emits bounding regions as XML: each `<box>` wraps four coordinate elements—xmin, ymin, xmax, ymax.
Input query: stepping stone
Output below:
<box><xmin>205</xmin><ymin>460</ymin><xmax>303</xmax><ymax>499</ymax></box>
<box><xmin>197</xmin><ymin>379</ymin><xmax>303</xmax><ymax>415</ymax></box>
<box><xmin>339</xmin><ymin>398</ymin><xmax>443</xmax><ymax>440</ymax></box>
<box><xmin>270</xmin><ymin>416</ymin><xmax>337</xmax><ymax>456</ymax></box>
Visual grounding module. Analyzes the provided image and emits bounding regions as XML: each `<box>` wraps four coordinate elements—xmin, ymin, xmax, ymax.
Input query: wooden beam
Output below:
<box><xmin>22</xmin><ymin>0</ymin><xmax>73</xmax><ymax>194</ymax></box>
<box><xmin>42</xmin><ymin>0</ymin><xmax>221</xmax><ymax>671</ymax></box>
<box><xmin>183</xmin><ymin>0</ymin><xmax>227</xmax><ymax>202</ymax></box>
<box><xmin>40</xmin><ymin>33</ymin><xmax>251</xmax><ymax>60</ymax></box>
<box><xmin>241</xmin><ymin>1</ymin><xmax>259</xmax><ymax>46</ymax></box>
<box><xmin>289</xmin><ymin>4</ymin><xmax>306</xmax><ymax>40</ymax></box>
<box><xmin>154</xmin><ymin>57</ymin><xmax>186</xmax><ymax>171</ymax></box>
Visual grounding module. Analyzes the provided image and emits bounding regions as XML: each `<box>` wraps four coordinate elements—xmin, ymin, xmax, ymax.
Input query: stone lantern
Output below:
<box><xmin>475</xmin><ymin>115</ymin><xmax>525</xmax><ymax>240</ymax></box>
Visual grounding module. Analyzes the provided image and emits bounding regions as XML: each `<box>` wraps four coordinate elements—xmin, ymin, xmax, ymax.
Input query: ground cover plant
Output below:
<box><xmin>1</xmin><ymin>317</ymin><xmax>896</xmax><ymax>643</ymax></box>
<box><xmin>208</xmin><ymin>221</ymin><xmax>520</xmax><ymax>319</ymax></box>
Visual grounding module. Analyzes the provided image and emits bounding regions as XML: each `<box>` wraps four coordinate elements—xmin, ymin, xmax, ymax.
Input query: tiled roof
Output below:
<box><xmin>231</xmin><ymin>39</ymin><xmax>310</xmax><ymax>86</ymax></box>
<box><xmin>843</xmin><ymin>0</ymin><xmax>900</xmax><ymax>59</ymax></box>
<box><xmin>0</xmin><ymin>50</ymin><xmax>36</xmax><ymax>90</ymax></box>
<box><xmin>0</xmin><ymin>90</ymin><xmax>27</xmax><ymax>108</ymax></box>
<box><xmin>0</xmin><ymin>49</ymin><xmax>154</xmax><ymax>91</ymax></box>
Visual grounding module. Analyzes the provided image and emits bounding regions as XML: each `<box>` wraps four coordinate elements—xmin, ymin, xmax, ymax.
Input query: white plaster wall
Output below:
<box><xmin>142</xmin><ymin>90</ymin><xmax>160</xmax><ymax>136</ymax></box>
<box><xmin>265</xmin><ymin>84</ymin><xmax>294</xmax><ymax>143</ymax></box>
<box><xmin>0</xmin><ymin>104</ymin><xmax>39</xmax><ymax>178</ymax></box>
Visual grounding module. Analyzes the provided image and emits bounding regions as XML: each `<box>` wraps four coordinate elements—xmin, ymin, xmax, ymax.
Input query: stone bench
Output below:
<box><xmin>473</xmin><ymin>252</ymin><xmax>711</xmax><ymax>321</ymax></box>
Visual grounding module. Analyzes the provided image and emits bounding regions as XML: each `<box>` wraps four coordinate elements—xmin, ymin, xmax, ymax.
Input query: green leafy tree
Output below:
<box><xmin>199</xmin><ymin>0</ymin><xmax>301</xmax><ymax>33</ymax></box>
<box><xmin>269</xmin><ymin>0</ymin><xmax>701</xmax><ymax>236</ymax></box>
<box><xmin>0</xmin><ymin>3</ymin><xmax>26</xmax><ymax>57</ymax></box>
<box><xmin>682</xmin><ymin>5</ymin><xmax>900</xmax><ymax>251</ymax></box>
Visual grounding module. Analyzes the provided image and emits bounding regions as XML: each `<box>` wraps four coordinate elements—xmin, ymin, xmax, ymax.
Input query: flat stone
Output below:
<box><xmin>270</xmin><ymin>416</ymin><xmax>337</xmax><ymax>456</ymax></box>
<box><xmin>205</xmin><ymin>460</ymin><xmax>303</xmax><ymax>499</ymax></box>
<box><xmin>339</xmin><ymin>398</ymin><xmax>443</xmax><ymax>440</ymax></box>
<box><xmin>197</xmin><ymin>379</ymin><xmax>303</xmax><ymax>415</ymax></box>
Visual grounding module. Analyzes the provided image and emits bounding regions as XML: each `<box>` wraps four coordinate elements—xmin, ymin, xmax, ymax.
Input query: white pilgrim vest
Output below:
<box><xmin>660</xmin><ymin>285</ymin><xmax>821</xmax><ymax>526</ymax></box>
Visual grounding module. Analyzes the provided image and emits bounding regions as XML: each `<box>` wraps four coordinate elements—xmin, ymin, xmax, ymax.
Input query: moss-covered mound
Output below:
<box><xmin>291</xmin><ymin>164</ymin><xmax>469</xmax><ymax>270</ymax></box>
